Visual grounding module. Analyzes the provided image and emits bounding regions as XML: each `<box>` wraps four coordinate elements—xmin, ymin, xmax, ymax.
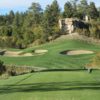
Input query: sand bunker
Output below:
<box><xmin>1</xmin><ymin>51</ymin><xmax>33</xmax><ymax>57</ymax></box>
<box><xmin>34</xmin><ymin>49</ymin><xmax>48</xmax><ymax>54</ymax></box>
<box><xmin>61</xmin><ymin>50</ymin><xmax>94</xmax><ymax>55</ymax></box>
<box><xmin>0</xmin><ymin>49</ymin><xmax>48</xmax><ymax>57</ymax></box>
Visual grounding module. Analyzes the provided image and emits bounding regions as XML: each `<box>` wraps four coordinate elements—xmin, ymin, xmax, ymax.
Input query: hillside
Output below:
<box><xmin>0</xmin><ymin>37</ymin><xmax>100</xmax><ymax>100</ymax></box>
<box><xmin>0</xmin><ymin>37</ymin><xmax>100</xmax><ymax>69</ymax></box>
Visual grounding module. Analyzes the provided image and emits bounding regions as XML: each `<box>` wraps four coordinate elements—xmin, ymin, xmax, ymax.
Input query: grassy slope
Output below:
<box><xmin>0</xmin><ymin>39</ymin><xmax>100</xmax><ymax>100</ymax></box>
<box><xmin>0</xmin><ymin>71</ymin><xmax>100</xmax><ymax>100</ymax></box>
<box><xmin>0</xmin><ymin>39</ymin><xmax>100</xmax><ymax>69</ymax></box>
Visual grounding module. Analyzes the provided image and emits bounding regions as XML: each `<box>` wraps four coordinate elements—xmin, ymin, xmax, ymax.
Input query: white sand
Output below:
<box><xmin>67</xmin><ymin>50</ymin><xmax>94</xmax><ymax>55</ymax></box>
<box><xmin>34</xmin><ymin>50</ymin><xmax>48</xmax><ymax>54</ymax></box>
<box><xmin>0</xmin><ymin>49</ymin><xmax>48</xmax><ymax>57</ymax></box>
<box><xmin>3</xmin><ymin>51</ymin><xmax>33</xmax><ymax>57</ymax></box>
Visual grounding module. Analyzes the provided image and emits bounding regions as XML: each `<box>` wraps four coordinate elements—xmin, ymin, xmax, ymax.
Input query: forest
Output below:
<box><xmin>0</xmin><ymin>0</ymin><xmax>100</xmax><ymax>49</ymax></box>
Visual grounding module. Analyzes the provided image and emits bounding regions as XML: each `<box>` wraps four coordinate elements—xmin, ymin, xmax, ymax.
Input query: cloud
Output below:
<box><xmin>0</xmin><ymin>0</ymin><xmax>99</xmax><ymax>15</ymax></box>
<box><xmin>0</xmin><ymin>0</ymin><xmax>53</xmax><ymax>14</ymax></box>
<box><xmin>88</xmin><ymin>0</ymin><xmax>100</xmax><ymax>7</ymax></box>
<box><xmin>0</xmin><ymin>0</ymin><xmax>36</xmax><ymax>8</ymax></box>
<box><xmin>0</xmin><ymin>0</ymin><xmax>99</xmax><ymax>9</ymax></box>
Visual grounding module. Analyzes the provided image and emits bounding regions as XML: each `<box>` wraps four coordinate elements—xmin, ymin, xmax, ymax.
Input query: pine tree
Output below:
<box><xmin>88</xmin><ymin>2</ymin><xmax>99</xmax><ymax>19</ymax></box>
<box><xmin>28</xmin><ymin>2</ymin><xmax>43</xmax><ymax>25</ymax></box>
<box><xmin>77</xmin><ymin>0</ymin><xmax>89</xmax><ymax>19</ymax></box>
<box><xmin>43</xmin><ymin>0</ymin><xmax>60</xmax><ymax>37</ymax></box>
<box><xmin>70</xmin><ymin>0</ymin><xmax>79</xmax><ymax>17</ymax></box>
<box><xmin>8</xmin><ymin>10</ymin><xmax>15</xmax><ymax>25</ymax></box>
<box><xmin>63</xmin><ymin>1</ymin><xmax>73</xmax><ymax>18</ymax></box>
<box><xmin>50</xmin><ymin>0</ymin><xmax>60</xmax><ymax>25</ymax></box>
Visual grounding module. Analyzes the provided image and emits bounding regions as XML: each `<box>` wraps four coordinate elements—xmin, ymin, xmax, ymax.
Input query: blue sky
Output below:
<box><xmin>0</xmin><ymin>0</ymin><xmax>100</xmax><ymax>15</ymax></box>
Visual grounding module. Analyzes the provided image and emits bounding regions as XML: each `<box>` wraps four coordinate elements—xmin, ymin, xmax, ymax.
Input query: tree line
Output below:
<box><xmin>0</xmin><ymin>0</ymin><xmax>100</xmax><ymax>49</ymax></box>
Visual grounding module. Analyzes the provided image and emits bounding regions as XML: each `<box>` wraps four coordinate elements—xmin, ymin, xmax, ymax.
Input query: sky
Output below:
<box><xmin>0</xmin><ymin>0</ymin><xmax>100</xmax><ymax>15</ymax></box>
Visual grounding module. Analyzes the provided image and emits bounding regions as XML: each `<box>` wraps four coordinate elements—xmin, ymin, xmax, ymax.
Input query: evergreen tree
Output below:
<box><xmin>88</xmin><ymin>2</ymin><xmax>99</xmax><ymax>19</ymax></box>
<box><xmin>43</xmin><ymin>0</ymin><xmax>60</xmax><ymax>37</ymax></box>
<box><xmin>28</xmin><ymin>2</ymin><xmax>43</xmax><ymax>25</ymax></box>
<box><xmin>8</xmin><ymin>10</ymin><xmax>15</xmax><ymax>25</ymax></box>
<box><xmin>50</xmin><ymin>0</ymin><xmax>60</xmax><ymax>25</ymax></box>
<box><xmin>0</xmin><ymin>0</ymin><xmax>99</xmax><ymax>48</ymax></box>
<box><xmin>12</xmin><ymin>12</ymin><xmax>24</xmax><ymax>48</ymax></box>
<box><xmin>42</xmin><ymin>5</ymin><xmax>52</xmax><ymax>38</ymax></box>
<box><xmin>63</xmin><ymin>1</ymin><xmax>73</xmax><ymax>18</ymax></box>
<box><xmin>71</xmin><ymin>0</ymin><xmax>79</xmax><ymax>17</ymax></box>
<box><xmin>77</xmin><ymin>0</ymin><xmax>89</xmax><ymax>19</ymax></box>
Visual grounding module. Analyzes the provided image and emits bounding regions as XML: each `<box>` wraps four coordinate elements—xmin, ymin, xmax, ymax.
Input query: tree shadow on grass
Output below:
<box><xmin>0</xmin><ymin>79</ymin><xmax>100</xmax><ymax>94</ymax></box>
<box><xmin>41</xmin><ymin>68</ymin><xmax>86</xmax><ymax>72</ymax></box>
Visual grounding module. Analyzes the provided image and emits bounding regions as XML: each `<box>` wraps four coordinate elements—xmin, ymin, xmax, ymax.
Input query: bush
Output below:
<box><xmin>77</xmin><ymin>28</ymin><xmax>90</xmax><ymax>37</ymax></box>
<box><xmin>89</xmin><ymin>21</ymin><xmax>100</xmax><ymax>39</ymax></box>
<box><xmin>0</xmin><ymin>36</ymin><xmax>17</xmax><ymax>48</ymax></box>
<box><xmin>86</xmin><ymin>52</ymin><xmax>100</xmax><ymax>69</ymax></box>
<box><xmin>6</xmin><ymin>65</ymin><xmax>34</xmax><ymax>76</ymax></box>
<box><xmin>0</xmin><ymin>60</ymin><xmax>6</xmax><ymax>75</ymax></box>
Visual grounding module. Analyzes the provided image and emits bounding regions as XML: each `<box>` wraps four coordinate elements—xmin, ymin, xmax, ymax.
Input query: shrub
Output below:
<box><xmin>0</xmin><ymin>60</ymin><xmax>6</xmax><ymax>75</ymax></box>
<box><xmin>86</xmin><ymin>52</ymin><xmax>100</xmax><ymax>69</ymax></box>
<box><xmin>89</xmin><ymin>21</ymin><xmax>100</xmax><ymax>39</ymax></box>
<box><xmin>6</xmin><ymin>65</ymin><xmax>34</xmax><ymax>76</ymax></box>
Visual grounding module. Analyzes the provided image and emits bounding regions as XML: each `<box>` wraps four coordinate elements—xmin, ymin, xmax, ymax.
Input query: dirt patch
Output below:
<box><xmin>60</xmin><ymin>50</ymin><xmax>94</xmax><ymax>55</ymax></box>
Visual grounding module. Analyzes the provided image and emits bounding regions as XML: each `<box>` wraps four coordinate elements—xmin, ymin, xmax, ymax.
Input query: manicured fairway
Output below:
<box><xmin>0</xmin><ymin>39</ymin><xmax>100</xmax><ymax>100</ymax></box>
<box><xmin>0</xmin><ymin>39</ymin><xmax>100</xmax><ymax>69</ymax></box>
<box><xmin>0</xmin><ymin>71</ymin><xmax>100</xmax><ymax>100</ymax></box>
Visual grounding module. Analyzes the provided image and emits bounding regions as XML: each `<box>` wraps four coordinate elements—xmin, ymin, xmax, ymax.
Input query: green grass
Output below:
<box><xmin>0</xmin><ymin>39</ymin><xmax>100</xmax><ymax>69</ymax></box>
<box><xmin>0</xmin><ymin>71</ymin><xmax>100</xmax><ymax>100</ymax></box>
<box><xmin>0</xmin><ymin>39</ymin><xmax>100</xmax><ymax>100</ymax></box>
